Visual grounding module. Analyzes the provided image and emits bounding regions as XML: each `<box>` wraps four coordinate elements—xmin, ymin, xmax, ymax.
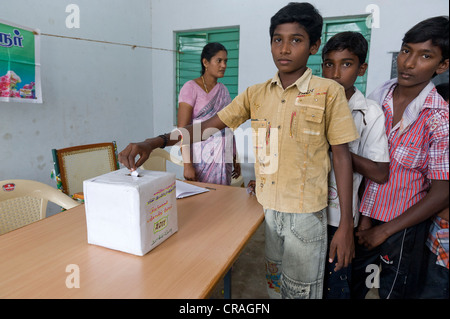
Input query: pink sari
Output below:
<box><xmin>179</xmin><ymin>80</ymin><xmax>235</xmax><ymax>185</ymax></box>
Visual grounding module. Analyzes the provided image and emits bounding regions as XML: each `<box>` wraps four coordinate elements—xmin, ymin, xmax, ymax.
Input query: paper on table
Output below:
<box><xmin>176</xmin><ymin>180</ymin><xmax>209</xmax><ymax>199</ymax></box>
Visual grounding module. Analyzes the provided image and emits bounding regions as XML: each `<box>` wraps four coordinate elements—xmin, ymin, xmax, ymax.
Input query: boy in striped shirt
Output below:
<box><xmin>351</xmin><ymin>16</ymin><xmax>449</xmax><ymax>299</ymax></box>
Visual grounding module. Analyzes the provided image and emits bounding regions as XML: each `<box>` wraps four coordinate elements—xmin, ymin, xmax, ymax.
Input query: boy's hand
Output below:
<box><xmin>183</xmin><ymin>163</ymin><xmax>197</xmax><ymax>181</ymax></box>
<box><xmin>328</xmin><ymin>224</ymin><xmax>355</xmax><ymax>271</ymax></box>
<box><xmin>356</xmin><ymin>224</ymin><xmax>389</xmax><ymax>250</ymax></box>
<box><xmin>357</xmin><ymin>215</ymin><xmax>372</xmax><ymax>232</ymax></box>
<box><xmin>247</xmin><ymin>180</ymin><xmax>256</xmax><ymax>195</ymax></box>
<box><xmin>232</xmin><ymin>161</ymin><xmax>241</xmax><ymax>179</ymax></box>
<box><xmin>118</xmin><ymin>138</ymin><xmax>156</xmax><ymax>171</ymax></box>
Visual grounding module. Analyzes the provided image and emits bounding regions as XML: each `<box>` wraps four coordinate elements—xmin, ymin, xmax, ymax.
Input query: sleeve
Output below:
<box><xmin>427</xmin><ymin>109</ymin><xmax>449</xmax><ymax>181</ymax></box>
<box><xmin>359</xmin><ymin>103</ymin><xmax>390</xmax><ymax>163</ymax></box>
<box><xmin>217</xmin><ymin>87</ymin><xmax>252</xmax><ymax>130</ymax></box>
<box><xmin>325</xmin><ymin>84</ymin><xmax>359</xmax><ymax>145</ymax></box>
<box><xmin>178</xmin><ymin>81</ymin><xmax>197</xmax><ymax>106</ymax></box>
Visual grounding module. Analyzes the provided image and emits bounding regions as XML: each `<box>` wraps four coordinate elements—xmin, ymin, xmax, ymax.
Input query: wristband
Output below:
<box><xmin>157</xmin><ymin>134</ymin><xmax>168</xmax><ymax>148</ymax></box>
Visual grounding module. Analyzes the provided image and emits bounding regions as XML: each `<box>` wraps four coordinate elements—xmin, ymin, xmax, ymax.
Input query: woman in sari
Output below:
<box><xmin>177</xmin><ymin>42</ymin><xmax>240</xmax><ymax>185</ymax></box>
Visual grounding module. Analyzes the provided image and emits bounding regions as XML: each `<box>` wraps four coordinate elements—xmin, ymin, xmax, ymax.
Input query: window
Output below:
<box><xmin>307</xmin><ymin>15</ymin><xmax>372</xmax><ymax>95</ymax></box>
<box><xmin>175</xmin><ymin>27</ymin><xmax>239</xmax><ymax>117</ymax></box>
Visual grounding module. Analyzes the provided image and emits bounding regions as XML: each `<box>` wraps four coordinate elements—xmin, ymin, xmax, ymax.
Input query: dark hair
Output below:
<box><xmin>322</xmin><ymin>31</ymin><xmax>368</xmax><ymax>65</ymax></box>
<box><xmin>269</xmin><ymin>2</ymin><xmax>323</xmax><ymax>46</ymax></box>
<box><xmin>200</xmin><ymin>42</ymin><xmax>227</xmax><ymax>75</ymax></box>
<box><xmin>436</xmin><ymin>82</ymin><xmax>449</xmax><ymax>101</ymax></box>
<box><xmin>402</xmin><ymin>16</ymin><xmax>449</xmax><ymax>61</ymax></box>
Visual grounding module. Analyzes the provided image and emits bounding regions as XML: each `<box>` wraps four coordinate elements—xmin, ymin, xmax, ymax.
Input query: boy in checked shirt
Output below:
<box><xmin>351</xmin><ymin>16</ymin><xmax>449</xmax><ymax>299</ymax></box>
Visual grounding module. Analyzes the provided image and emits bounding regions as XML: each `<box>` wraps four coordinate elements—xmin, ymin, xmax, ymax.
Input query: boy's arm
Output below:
<box><xmin>329</xmin><ymin>143</ymin><xmax>355</xmax><ymax>271</ymax></box>
<box><xmin>178</xmin><ymin>102</ymin><xmax>197</xmax><ymax>181</ymax></box>
<box><xmin>119</xmin><ymin>115</ymin><xmax>227</xmax><ymax>170</ymax></box>
<box><xmin>437</xmin><ymin>207</ymin><xmax>449</xmax><ymax>221</ymax></box>
<box><xmin>357</xmin><ymin>179</ymin><xmax>449</xmax><ymax>249</ymax></box>
<box><xmin>119</xmin><ymin>85</ymin><xmax>253</xmax><ymax>170</ymax></box>
<box><xmin>351</xmin><ymin>153</ymin><xmax>389</xmax><ymax>184</ymax></box>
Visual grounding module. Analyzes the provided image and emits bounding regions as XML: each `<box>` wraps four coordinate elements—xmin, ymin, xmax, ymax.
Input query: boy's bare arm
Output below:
<box><xmin>357</xmin><ymin>179</ymin><xmax>449</xmax><ymax>249</ymax></box>
<box><xmin>437</xmin><ymin>207</ymin><xmax>449</xmax><ymax>221</ymax></box>
<box><xmin>178</xmin><ymin>102</ymin><xmax>197</xmax><ymax>181</ymax></box>
<box><xmin>351</xmin><ymin>152</ymin><xmax>389</xmax><ymax>184</ymax></box>
<box><xmin>119</xmin><ymin>115</ymin><xmax>227</xmax><ymax>170</ymax></box>
<box><xmin>329</xmin><ymin>143</ymin><xmax>355</xmax><ymax>270</ymax></box>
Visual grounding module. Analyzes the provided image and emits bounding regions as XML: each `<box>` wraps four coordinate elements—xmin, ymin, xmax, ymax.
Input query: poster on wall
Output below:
<box><xmin>0</xmin><ymin>19</ymin><xmax>42</xmax><ymax>103</ymax></box>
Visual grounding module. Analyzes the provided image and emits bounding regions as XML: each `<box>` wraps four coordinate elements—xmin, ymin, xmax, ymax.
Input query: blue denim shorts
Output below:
<box><xmin>264</xmin><ymin>208</ymin><xmax>327</xmax><ymax>299</ymax></box>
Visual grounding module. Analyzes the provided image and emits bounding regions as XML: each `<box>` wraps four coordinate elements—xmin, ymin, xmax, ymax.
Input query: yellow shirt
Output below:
<box><xmin>218</xmin><ymin>68</ymin><xmax>359</xmax><ymax>213</ymax></box>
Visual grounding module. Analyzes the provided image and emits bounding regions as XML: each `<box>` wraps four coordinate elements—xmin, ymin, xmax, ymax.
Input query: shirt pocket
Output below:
<box><xmin>294</xmin><ymin>105</ymin><xmax>325</xmax><ymax>145</ymax></box>
<box><xmin>393</xmin><ymin>142</ymin><xmax>425</xmax><ymax>169</ymax></box>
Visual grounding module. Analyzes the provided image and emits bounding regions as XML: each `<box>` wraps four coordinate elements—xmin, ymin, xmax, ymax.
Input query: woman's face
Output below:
<box><xmin>203</xmin><ymin>50</ymin><xmax>228</xmax><ymax>78</ymax></box>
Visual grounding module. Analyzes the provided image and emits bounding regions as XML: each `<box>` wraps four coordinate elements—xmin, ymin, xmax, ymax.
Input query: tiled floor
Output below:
<box><xmin>210</xmin><ymin>222</ymin><xmax>268</xmax><ymax>299</ymax></box>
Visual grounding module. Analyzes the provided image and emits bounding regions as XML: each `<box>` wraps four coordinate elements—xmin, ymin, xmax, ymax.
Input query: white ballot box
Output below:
<box><xmin>83</xmin><ymin>168</ymin><xmax>178</xmax><ymax>256</ymax></box>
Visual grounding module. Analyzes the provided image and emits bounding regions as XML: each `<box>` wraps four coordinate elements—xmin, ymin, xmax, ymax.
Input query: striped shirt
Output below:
<box><xmin>360</xmin><ymin>80</ymin><xmax>449</xmax><ymax>222</ymax></box>
<box><xmin>426</xmin><ymin>215</ymin><xmax>449</xmax><ymax>269</ymax></box>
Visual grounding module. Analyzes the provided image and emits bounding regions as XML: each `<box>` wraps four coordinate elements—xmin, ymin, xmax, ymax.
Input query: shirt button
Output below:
<box><xmin>272</xmin><ymin>181</ymin><xmax>275</xmax><ymax>185</ymax></box>
<box><xmin>281</xmin><ymin>99</ymin><xmax>286</xmax><ymax>103</ymax></box>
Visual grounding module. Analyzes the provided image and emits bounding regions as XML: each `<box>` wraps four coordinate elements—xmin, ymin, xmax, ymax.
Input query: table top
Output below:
<box><xmin>0</xmin><ymin>182</ymin><xmax>263</xmax><ymax>299</ymax></box>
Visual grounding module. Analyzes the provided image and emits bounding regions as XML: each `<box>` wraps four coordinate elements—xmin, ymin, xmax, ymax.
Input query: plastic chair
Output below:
<box><xmin>140</xmin><ymin>148</ymin><xmax>183</xmax><ymax>172</ymax></box>
<box><xmin>52</xmin><ymin>142</ymin><xmax>119</xmax><ymax>196</ymax></box>
<box><xmin>230</xmin><ymin>174</ymin><xmax>244</xmax><ymax>188</ymax></box>
<box><xmin>0</xmin><ymin>179</ymin><xmax>80</xmax><ymax>235</ymax></box>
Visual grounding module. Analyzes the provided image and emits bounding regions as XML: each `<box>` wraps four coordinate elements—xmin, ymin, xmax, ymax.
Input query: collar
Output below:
<box><xmin>399</xmin><ymin>81</ymin><xmax>435</xmax><ymax>134</ymax></box>
<box><xmin>271</xmin><ymin>68</ymin><xmax>313</xmax><ymax>93</ymax></box>
<box><xmin>369</xmin><ymin>79</ymin><xmax>439</xmax><ymax>135</ymax></box>
<box><xmin>348</xmin><ymin>87</ymin><xmax>368</xmax><ymax>112</ymax></box>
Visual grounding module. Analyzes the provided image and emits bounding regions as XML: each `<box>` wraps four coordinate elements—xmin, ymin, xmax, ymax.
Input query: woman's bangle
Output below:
<box><xmin>172</xmin><ymin>128</ymin><xmax>184</xmax><ymax>145</ymax></box>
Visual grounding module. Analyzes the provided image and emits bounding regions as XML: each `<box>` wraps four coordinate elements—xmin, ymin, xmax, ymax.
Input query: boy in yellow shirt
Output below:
<box><xmin>119</xmin><ymin>2</ymin><xmax>358</xmax><ymax>299</ymax></box>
